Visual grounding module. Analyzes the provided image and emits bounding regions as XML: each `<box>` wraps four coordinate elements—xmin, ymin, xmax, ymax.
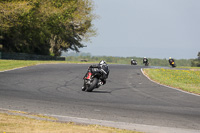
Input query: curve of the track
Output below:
<box><xmin>0</xmin><ymin>64</ymin><xmax>200</xmax><ymax>130</ymax></box>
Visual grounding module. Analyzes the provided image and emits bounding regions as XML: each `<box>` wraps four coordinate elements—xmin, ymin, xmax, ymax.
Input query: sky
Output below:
<box><xmin>80</xmin><ymin>0</ymin><xmax>200</xmax><ymax>59</ymax></box>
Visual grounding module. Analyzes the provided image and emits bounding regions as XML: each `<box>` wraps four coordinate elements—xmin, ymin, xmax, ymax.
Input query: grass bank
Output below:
<box><xmin>0</xmin><ymin>111</ymin><xmax>140</xmax><ymax>133</ymax></box>
<box><xmin>143</xmin><ymin>68</ymin><xmax>200</xmax><ymax>95</ymax></box>
<box><xmin>0</xmin><ymin>60</ymin><xmax>98</xmax><ymax>71</ymax></box>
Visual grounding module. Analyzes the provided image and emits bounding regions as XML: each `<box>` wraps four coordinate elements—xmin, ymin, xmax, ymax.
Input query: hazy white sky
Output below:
<box><xmin>80</xmin><ymin>0</ymin><xmax>200</xmax><ymax>59</ymax></box>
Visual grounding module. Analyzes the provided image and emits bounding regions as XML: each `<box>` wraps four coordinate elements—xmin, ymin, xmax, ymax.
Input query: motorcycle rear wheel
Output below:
<box><xmin>86</xmin><ymin>78</ymin><xmax>98</xmax><ymax>92</ymax></box>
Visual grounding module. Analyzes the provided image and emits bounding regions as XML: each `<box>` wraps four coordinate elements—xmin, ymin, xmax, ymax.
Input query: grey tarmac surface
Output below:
<box><xmin>0</xmin><ymin>64</ymin><xmax>200</xmax><ymax>133</ymax></box>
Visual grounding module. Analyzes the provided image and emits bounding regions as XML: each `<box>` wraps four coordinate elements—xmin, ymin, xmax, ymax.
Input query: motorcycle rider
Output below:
<box><xmin>143</xmin><ymin>57</ymin><xmax>149</xmax><ymax>65</ymax></box>
<box><xmin>169</xmin><ymin>57</ymin><xmax>175</xmax><ymax>65</ymax></box>
<box><xmin>82</xmin><ymin>60</ymin><xmax>109</xmax><ymax>91</ymax></box>
<box><xmin>131</xmin><ymin>59</ymin><xmax>134</xmax><ymax>65</ymax></box>
<box><xmin>131</xmin><ymin>59</ymin><xmax>137</xmax><ymax>65</ymax></box>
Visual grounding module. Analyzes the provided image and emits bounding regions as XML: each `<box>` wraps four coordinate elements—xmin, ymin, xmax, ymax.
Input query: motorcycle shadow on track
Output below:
<box><xmin>90</xmin><ymin>90</ymin><xmax>111</xmax><ymax>93</ymax></box>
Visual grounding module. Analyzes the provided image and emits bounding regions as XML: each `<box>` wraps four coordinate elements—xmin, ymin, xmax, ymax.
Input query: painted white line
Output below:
<box><xmin>141</xmin><ymin>68</ymin><xmax>200</xmax><ymax>97</ymax></box>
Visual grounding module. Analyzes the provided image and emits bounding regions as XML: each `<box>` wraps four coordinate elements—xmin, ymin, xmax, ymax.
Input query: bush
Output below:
<box><xmin>191</xmin><ymin>59</ymin><xmax>200</xmax><ymax>67</ymax></box>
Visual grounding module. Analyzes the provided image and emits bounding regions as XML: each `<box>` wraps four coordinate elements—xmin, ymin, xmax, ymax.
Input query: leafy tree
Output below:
<box><xmin>0</xmin><ymin>0</ymin><xmax>96</xmax><ymax>56</ymax></box>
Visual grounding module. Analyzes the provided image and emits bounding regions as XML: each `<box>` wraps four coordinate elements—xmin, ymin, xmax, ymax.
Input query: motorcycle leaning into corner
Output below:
<box><xmin>169</xmin><ymin>57</ymin><xmax>176</xmax><ymax>67</ymax></box>
<box><xmin>131</xmin><ymin>59</ymin><xmax>137</xmax><ymax>65</ymax></box>
<box><xmin>82</xmin><ymin>60</ymin><xmax>110</xmax><ymax>92</ymax></box>
<box><xmin>143</xmin><ymin>57</ymin><xmax>149</xmax><ymax>66</ymax></box>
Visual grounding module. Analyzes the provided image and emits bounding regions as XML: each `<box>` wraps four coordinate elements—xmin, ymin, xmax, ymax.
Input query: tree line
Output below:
<box><xmin>63</xmin><ymin>51</ymin><xmax>200</xmax><ymax>67</ymax></box>
<box><xmin>0</xmin><ymin>0</ymin><xmax>96</xmax><ymax>56</ymax></box>
<box><xmin>64</xmin><ymin>54</ymin><xmax>193</xmax><ymax>67</ymax></box>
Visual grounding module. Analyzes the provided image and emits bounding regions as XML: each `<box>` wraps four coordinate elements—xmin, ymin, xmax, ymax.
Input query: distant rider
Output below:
<box><xmin>131</xmin><ymin>59</ymin><xmax>137</xmax><ymax>65</ymax></box>
<box><xmin>143</xmin><ymin>57</ymin><xmax>149</xmax><ymax>65</ymax></box>
<box><xmin>131</xmin><ymin>59</ymin><xmax>134</xmax><ymax>64</ymax></box>
<box><xmin>168</xmin><ymin>57</ymin><xmax>175</xmax><ymax>65</ymax></box>
<box><xmin>82</xmin><ymin>60</ymin><xmax>109</xmax><ymax>91</ymax></box>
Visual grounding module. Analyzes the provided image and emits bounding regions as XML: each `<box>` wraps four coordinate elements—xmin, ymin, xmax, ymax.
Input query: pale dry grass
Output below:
<box><xmin>0</xmin><ymin>112</ymin><xmax>140</xmax><ymax>133</ymax></box>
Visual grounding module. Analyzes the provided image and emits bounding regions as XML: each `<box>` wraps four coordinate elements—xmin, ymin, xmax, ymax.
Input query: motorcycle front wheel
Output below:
<box><xmin>86</xmin><ymin>78</ymin><xmax>98</xmax><ymax>92</ymax></box>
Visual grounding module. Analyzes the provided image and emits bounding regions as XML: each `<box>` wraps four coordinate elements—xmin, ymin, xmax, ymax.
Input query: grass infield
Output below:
<box><xmin>143</xmin><ymin>68</ymin><xmax>200</xmax><ymax>95</ymax></box>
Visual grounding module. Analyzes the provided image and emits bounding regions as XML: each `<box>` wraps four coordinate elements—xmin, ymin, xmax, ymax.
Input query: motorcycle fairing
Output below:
<box><xmin>86</xmin><ymin>72</ymin><xmax>92</xmax><ymax>79</ymax></box>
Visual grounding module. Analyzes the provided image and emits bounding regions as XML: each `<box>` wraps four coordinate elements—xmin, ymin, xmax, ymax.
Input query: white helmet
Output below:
<box><xmin>99</xmin><ymin>60</ymin><xmax>106</xmax><ymax>65</ymax></box>
<box><xmin>169</xmin><ymin>57</ymin><xmax>172</xmax><ymax>59</ymax></box>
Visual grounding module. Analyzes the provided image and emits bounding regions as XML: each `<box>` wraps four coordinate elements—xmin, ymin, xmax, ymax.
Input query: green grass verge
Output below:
<box><xmin>0</xmin><ymin>60</ymin><xmax>98</xmax><ymax>71</ymax></box>
<box><xmin>177</xmin><ymin>66</ymin><xmax>200</xmax><ymax>69</ymax></box>
<box><xmin>143</xmin><ymin>68</ymin><xmax>200</xmax><ymax>95</ymax></box>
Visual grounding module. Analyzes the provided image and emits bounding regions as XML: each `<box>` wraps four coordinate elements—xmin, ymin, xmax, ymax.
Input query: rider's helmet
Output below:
<box><xmin>144</xmin><ymin>57</ymin><xmax>146</xmax><ymax>59</ymax></box>
<box><xmin>131</xmin><ymin>59</ymin><xmax>133</xmax><ymax>61</ymax></box>
<box><xmin>99</xmin><ymin>60</ymin><xmax>106</xmax><ymax>66</ymax></box>
<box><xmin>169</xmin><ymin>57</ymin><xmax>172</xmax><ymax>59</ymax></box>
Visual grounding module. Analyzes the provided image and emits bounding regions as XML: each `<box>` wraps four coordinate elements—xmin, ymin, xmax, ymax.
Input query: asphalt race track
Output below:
<box><xmin>0</xmin><ymin>64</ymin><xmax>200</xmax><ymax>132</ymax></box>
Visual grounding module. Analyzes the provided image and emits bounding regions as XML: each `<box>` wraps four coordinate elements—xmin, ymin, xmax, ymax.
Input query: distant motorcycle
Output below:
<box><xmin>131</xmin><ymin>59</ymin><xmax>137</xmax><ymax>65</ymax></box>
<box><xmin>143</xmin><ymin>57</ymin><xmax>149</xmax><ymax>66</ymax></box>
